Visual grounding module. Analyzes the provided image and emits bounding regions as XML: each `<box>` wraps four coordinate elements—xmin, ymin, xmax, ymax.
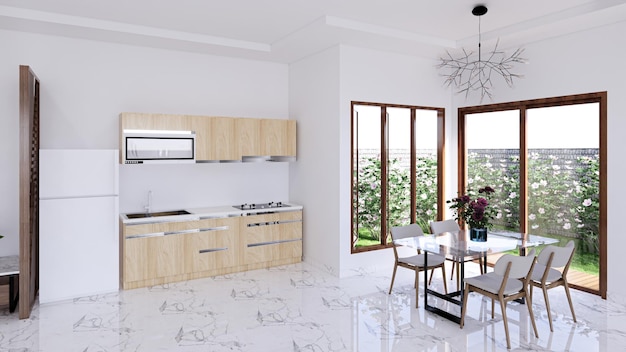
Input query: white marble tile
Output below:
<box><xmin>1</xmin><ymin>262</ymin><xmax>625</xmax><ymax>351</ymax></box>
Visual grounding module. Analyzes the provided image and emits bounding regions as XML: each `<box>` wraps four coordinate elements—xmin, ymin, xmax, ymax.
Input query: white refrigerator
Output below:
<box><xmin>39</xmin><ymin>149</ymin><xmax>119</xmax><ymax>303</ymax></box>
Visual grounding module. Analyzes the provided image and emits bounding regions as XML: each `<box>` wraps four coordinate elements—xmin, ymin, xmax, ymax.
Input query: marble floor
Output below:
<box><xmin>1</xmin><ymin>262</ymin><xmax>625</xmax><ymax>351</ymax></box>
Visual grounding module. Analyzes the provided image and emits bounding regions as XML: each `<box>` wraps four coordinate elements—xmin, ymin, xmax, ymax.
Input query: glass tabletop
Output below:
<box><xmin>394</xmin><ymin>230</ymin><xmax>557</xmax><ymax>258</ymax></box>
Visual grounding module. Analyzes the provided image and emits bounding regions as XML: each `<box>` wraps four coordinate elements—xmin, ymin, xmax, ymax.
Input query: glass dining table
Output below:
<box><xmin>393</xmin><ymin>230</ymin><xmax>557</xmax><ymax>324</ymax></box>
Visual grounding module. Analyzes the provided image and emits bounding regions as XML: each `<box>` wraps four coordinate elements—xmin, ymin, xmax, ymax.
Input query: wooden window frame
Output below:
<box><xmin>350</xmin><ymin>101</ymin><xmax>445</xmax><ymax>253</ymax></box>
<box><xmin>457</xmin><ymin>92</ymin><xmax>607</xmax><ymax>298</ymax></box>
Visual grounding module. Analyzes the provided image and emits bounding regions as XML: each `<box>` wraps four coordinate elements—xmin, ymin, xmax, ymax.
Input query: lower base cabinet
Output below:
<box><xmin>240</xmin><ymin>211</ymin><xmax>303</xmax><ymax>265</ymax></box>
<box><xmin>120</xmin><ymin>210</ymin><xmax>302</xmax><ymax>289</ymax></box>
<box><xmin>184</xmin><ymin>217</ymin><xmax>238</xmax><ymax>274</ymax></box>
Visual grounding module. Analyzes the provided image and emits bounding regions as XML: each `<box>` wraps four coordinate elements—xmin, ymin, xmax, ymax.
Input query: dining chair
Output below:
<box><xmin>529</xmin><ymin>240</ymin><xmax>577</xmax><ymax>332</ymax></box>
<box><xmin>429</xmin><ymin>219</ymin><xmax>484</xmax><ymax>289</ymax></box>
<box><xmin>460</xmin><ymin>249</ymin><xmax>538</xmax><ymax>349</ymax></box>
<box><xmin>389</xmin><ymin>224</ymin><xmax>448</xmax><ymax>308</ymax></box>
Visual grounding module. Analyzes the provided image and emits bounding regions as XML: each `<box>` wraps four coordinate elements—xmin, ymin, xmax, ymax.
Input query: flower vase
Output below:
<box><xmin>470</xmin><ymin>228</ymin><xmax>487</xmax><ymax>242</ymax></box>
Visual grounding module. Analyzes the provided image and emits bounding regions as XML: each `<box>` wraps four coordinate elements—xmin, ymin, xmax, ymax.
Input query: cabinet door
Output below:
<box><xmin>124</xmin><ymin>233</ymin><xmax>186</xmax><ymax>283</ymax></box>
<box><xmin>260</xmin><ymin>119</ymin><xmax>296</xmax><ymax>157</ymax></box>
<box><xmin>190</xmin><ymin>115</ymin><xmax>212</xmax><ymax>161</ymax></box>
<box><xmin>211</xmin><ymin>117</ymin><xmax>239</xmax><ymax>161</ymax></box>
<box><xmin>148</xmin><ymin>234</ymin><xmax>185</xmax><ymax>278</ymax></box>
<box><xmin>121</xmin><ymin>112</ymin><xmax>190</xmax><ymax>131</ymax></box>
<box><xmin>124</xmin><ymin>237</ymin><xmax>150</xmax><ymax>283</ymax></box>
<box><xmin>184</xmin><ymin>217</ymin><xmax>238</xmax><ymax>273</ymax></box>
<box><xmin>236</xmin><ymin>118</ymin><xmax>261</xmax><ymax>157</ymax></box>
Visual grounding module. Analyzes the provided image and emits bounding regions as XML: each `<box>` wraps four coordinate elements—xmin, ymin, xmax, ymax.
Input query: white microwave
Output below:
<box><xmin>122</xmin><ymin>130</ymin><xmax>196</xmax><ymax>164</ymax></box>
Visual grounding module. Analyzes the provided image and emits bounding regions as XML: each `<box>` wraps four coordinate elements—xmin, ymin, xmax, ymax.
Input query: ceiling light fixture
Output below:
<box><xmin>437</xmin><ymin>5</ymin><xmax>527</xmax><ymax>101</ymax></box>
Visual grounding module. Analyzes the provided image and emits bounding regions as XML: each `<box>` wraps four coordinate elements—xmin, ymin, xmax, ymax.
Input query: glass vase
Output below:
<box><xmin>470</xmin><ymin>228</ymin><xmax>487</xmax><ymax>242</ymax></box>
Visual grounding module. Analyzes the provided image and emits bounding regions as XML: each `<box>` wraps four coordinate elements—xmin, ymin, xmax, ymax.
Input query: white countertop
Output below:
<box><xmin>120</xmin><ymin>203</ymin><xmax>303</xmax><ymax>224</ymax></box>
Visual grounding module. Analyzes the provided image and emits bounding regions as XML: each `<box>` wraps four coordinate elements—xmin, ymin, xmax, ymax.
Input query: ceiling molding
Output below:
<box><xmin>0</xmin><ymin>5</ymin><xmax>270</xmax><ymax>52</ymax></box>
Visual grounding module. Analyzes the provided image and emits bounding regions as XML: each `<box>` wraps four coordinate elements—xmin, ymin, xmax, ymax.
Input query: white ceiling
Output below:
<box><xmin>1</xmin><ymin>0</ymin><xmax>626</xmax><ymax>63</ymax></box>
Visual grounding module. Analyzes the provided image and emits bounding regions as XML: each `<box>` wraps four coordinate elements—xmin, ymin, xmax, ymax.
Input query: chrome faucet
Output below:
<box><xmin>144</xmin><ymin>190</ymin><xmax>153</xmax><ymax>213</ymax></box>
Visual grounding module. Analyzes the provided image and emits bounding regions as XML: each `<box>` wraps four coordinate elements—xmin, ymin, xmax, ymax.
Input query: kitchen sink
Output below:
<box><xmin>125</xmin><ymin>210</ymin><xmax>191</xmax><ymax>219</ymax></box>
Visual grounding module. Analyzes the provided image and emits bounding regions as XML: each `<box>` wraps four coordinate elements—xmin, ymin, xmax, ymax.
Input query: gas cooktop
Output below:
<box><xmin>233</xmin><ymin>202</ymin><xmax>291</xmax><ymax>210</ymax></box>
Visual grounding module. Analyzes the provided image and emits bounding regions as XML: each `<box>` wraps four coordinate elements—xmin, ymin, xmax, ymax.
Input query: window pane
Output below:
<box><xmin>527</xmin><ymin>103</ymin><xmax>599</xmax><ymax>291</ymax></box>
<box><xmin>353</xmin><ymin>105</ymin><xmax>382</xmax><ymax>248</ymax></box>
<box><xmin>387</xmin><ymin>107</ymin><xmax>411</xmax><ymax>231</ymax></box>
<box><xmin>415</xmin><ymin>109</ymin><xmax>438</xmax><ymax>232</ymax></box>
<box><xmin>466</xmin><ymin>110</ymin><xmax>520</xmax><ymax>231</ymax></box>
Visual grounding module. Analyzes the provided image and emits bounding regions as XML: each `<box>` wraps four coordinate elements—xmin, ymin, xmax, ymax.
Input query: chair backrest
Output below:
<box><xmin>390</xmin><ymin>223</ymin><xmax>425</xmax><ymax>240</ymax></box>
<box><xmin>429</xmin><ymin>219</ymin><xmax>460</xmax><ymax>235</ymax></box>
<box><xmin>537</xmin><ymin>240</ymin><xmax>575</xmax><ymax>268</ymax></box>
<box><xmin>494</xmin><ymin>249</ymin><xmax>536</xmax><ymax>279</ymax></box>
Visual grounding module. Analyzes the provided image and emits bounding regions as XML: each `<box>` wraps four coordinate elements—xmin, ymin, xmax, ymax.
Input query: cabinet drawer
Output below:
<box><xmin>241</xmin><ymin>210</ymin><xmax>302</xmax><ymax>265</ymax></box>
<box><xmin>185</xmin><ymin>218</ymin><xmax>237</xmax><ymax>273</ymax></box>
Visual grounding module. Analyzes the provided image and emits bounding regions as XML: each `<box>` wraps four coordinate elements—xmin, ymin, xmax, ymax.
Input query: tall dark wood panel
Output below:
<box><xmin>19</xmin><ymin>65</ymin><xmax>40</xmax><ymax>319</ymax></box>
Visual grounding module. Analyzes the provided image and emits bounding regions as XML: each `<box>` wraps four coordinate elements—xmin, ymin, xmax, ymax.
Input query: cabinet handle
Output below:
<box><xmin>198</xmin><ymin>226</ymin><xmax>229</xmax><ymax>232</ymax></box>
<box><xmin>126</xmin><ymin>232</ymin><xmax>164</xmax><ymax>239</ymax></box>
<box><xmin>164</xmin><ymin>229</ymin><xmax>200</xmax><ymax>236</ymax></box>
<box><xmin>127</xmin><ymin>228</ymin><xmax>200</xmax><ymax>239</ymax></box>
<box><xmin>246</xmin><ymin>219</ymin><xmax>302</xmax><ymax>227</ymax></box>
<box><xmin>247</xmin><ymin>238</ymin><xmax>301</xmax><ymax>247</ymax></box>
<box><xmin>199</xmin><ymin>247</ymin><xmax>228</xmax><ymax>253</ymax></box>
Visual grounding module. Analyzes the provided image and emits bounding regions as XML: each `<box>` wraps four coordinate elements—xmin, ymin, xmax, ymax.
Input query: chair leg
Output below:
<box><xmin>415</xmin><ymin>270</ymin><xmax>420</xmax><ymax>308</ymax></box>
<box><xmin>441</xmin><ymin>264</ymin><xmax>448</xmax><ymax>294</ymax></box>
<box><xmin>525</xmin><ymin>291</ymin><xmax>539</xmax><ymax>338</ymax></box>
<box><xmin>388</xmin><ymin>264</ymin><xmax>398</xmax><ymax>294</ymax></box>
<box><xmin>499</xmin><ymin>298</ymin><xmax>511</xmax><ymax>349</ymax></box>
<box><xmin>542</xmin><ymin>285</ymin><xmax>554</xmax><ymax>332</ymax></box>
<box><xmin>460</xmin><ymin>283</ymin><xmax>470</xmax><ymax>328</ymax></box>
<box><xmin>563</xmin><ymin>280</ymin><xmax>577</xmax><ymax>323</ymax></box>
<box><xmin>491</xmin><ymin>298</ymin><xmax>495</xmax><ymax>319</ymax></box>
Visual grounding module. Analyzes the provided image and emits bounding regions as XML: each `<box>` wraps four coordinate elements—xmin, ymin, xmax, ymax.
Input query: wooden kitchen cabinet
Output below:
<box><xmin>184</xmin><ymin>217</ymin><xmax>238</xmax><ymax>274</ymax></box>
<box><xmin>120</xmin><ymin>112</ymin><xmax>191</xmax><ymax>131</ymax></box>
<box><xmin>192</xmin><ymin>116</ymin><xmax>239</xmax><ymax>161</ymax></box>
<box><xmin>120</xmin><ymin>113</ymin><xmax>296</xmax><ymax>161</ymax></box>
<box><xmin>260</xmin><ymin>119</ymin><xmax>296</xmax><ymax>157</ymax></box>
<box><xmin>121</xmin><ymin>219</ymin><xmax>195</xmax><ymax>289</ymax></box>
<box><xmin>120</xmin><ymin>209</ymin><xmax>302</xmax><ymax>289</ymax></box>
<box><xmin>236</xmin><ymin>117</ymin><xmax>261</xmax><ymax>157</ymax></box>
<box><xmin>239</xmin><ymin>210</ymin><xmax>302</xmax><ymax>266</ymax></box>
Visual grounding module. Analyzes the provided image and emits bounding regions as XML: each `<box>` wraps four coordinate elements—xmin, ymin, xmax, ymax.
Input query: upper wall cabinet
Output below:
<box><xmin>236</xmin><ymin>118</ymin><xmax>296</xmax><ymax>160</ymax></box>
<box><xmin>120</xmin><ymin>113</ymin><xmax>296</xmax><ymax>162</ymax></box>
<box><xmin>261</xmin><ymin>119</ymin><xmax>297</xmax><ymax>158</ymax></box>
<box><xmin>120</xmin><ymin>112</ymin><xmax>191</xmax><ymax>131</ymax></box>
<box><xmin>236</xmin><ymin>118</ymin><xmax>261</xmax><ymax>157</ymax></box>
<box><xmin>191</xmin><ymin>116</ymin><xmax>239</xmax><ymax>161</ymax></box>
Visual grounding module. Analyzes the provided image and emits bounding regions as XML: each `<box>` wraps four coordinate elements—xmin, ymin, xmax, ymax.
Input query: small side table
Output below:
<box><xmin>0</xmin><ymin>255</ymin><xmax>19</xmax><ymax>313</ymax></box>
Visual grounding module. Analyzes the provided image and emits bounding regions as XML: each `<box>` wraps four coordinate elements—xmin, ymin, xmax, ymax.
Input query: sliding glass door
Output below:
<box><xmin>458</xmin><ymin>93</ymin><xmax>606</xmax><ymax>297</ymax></box>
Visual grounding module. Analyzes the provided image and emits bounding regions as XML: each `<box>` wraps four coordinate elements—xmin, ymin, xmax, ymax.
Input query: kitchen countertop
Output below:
<box><xmin>120</xmin><ymin>203</ymin><xmax>303</xmax><ymax>224</ymax></box>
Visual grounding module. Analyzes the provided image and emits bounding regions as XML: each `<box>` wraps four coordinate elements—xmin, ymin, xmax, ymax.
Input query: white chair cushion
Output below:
<box><xmin>399</xmin><ymin>254</ymin><xmax>445</xmax><ymax>268</ymax></box>
<box><xmin>531</xmin><ymin>264</ymin><xmax>563</xmax><ymax>282</ymax></box>
<box><xmin>465</xmin><ymin>272</ymin><xmax>523</xmax><ymax>295</ymax></box>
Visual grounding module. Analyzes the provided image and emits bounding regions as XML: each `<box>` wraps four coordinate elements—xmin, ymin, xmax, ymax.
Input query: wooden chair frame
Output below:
<box><xmin>389</xmin><ymin>224</ymin><xmax>448</xmax><ymax>308</ymax></box>
<box><xmin>460</xmin><ymin>253</ymin><xmax>539</xmax><ymax>349</ymax></box>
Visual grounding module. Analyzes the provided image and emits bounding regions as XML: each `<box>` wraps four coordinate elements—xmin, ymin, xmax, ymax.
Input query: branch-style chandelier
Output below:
<box><xmin>437</xmin><ymin>5</ymin><xmax>527</xmax><ymax>101</ymax></box>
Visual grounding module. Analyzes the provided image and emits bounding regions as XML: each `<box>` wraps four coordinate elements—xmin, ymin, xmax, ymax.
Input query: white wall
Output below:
<box><xmin>289</xmin><ymin>46</ymin><xmax>341</xmax><ymax>274</ymax></box>
<box><xmin>0</xmin><ymin>29</ymin><xmax>289</xmax><ymax>256</ymax></box>
<box><xmin>289</xmin><ymin>45</ymin><xmax>454</xmax><ymax>277</ymax></box>
<box><xmin>337</xmin><ymin>46</ymin><xmax>453</xmax><ymax>277</ymax></box>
